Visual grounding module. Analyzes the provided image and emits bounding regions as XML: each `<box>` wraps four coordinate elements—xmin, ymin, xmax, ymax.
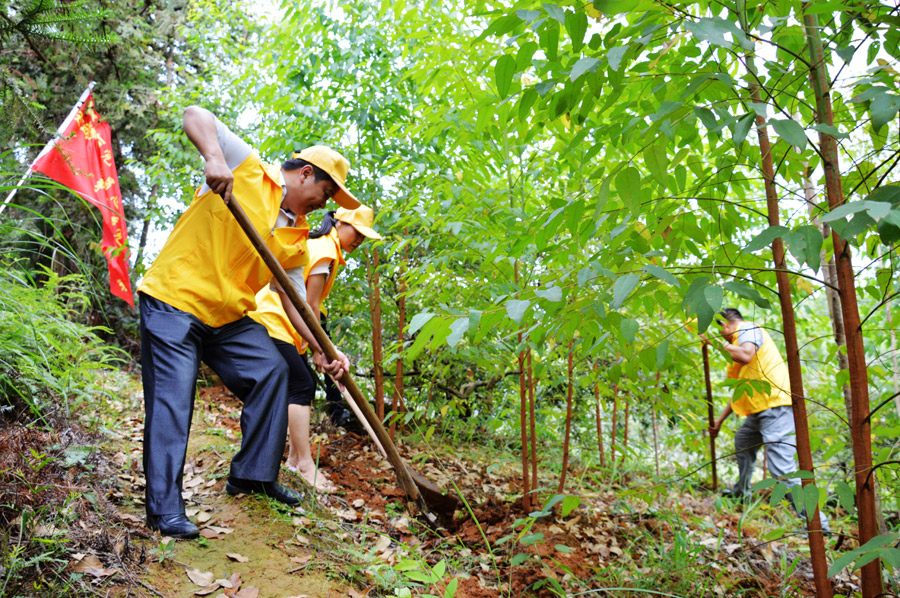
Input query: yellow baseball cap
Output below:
<box><xmin>335</xmin><ymin>205</ymin><xmax>382</xmax><ymax>240</ymax></box>
<box><xmin>292</xmin><ymin>146</ymin><xmax>360</xmax><ymax>209</ymax></box>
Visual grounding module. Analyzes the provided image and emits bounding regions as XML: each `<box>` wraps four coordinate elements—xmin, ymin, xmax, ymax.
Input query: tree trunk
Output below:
<box><xmin>515</xmin><ymin>262</ymin><xmax>530</xmax><ymax>512</ymax></box>
<box><xmin>611</xmin><ymin>383</ymin><xmax>618</xmax><ymax>463</ymax></box>
<box><xmin>702</xmin><ymin>342</ymin><xmax>718</xmax><ymax>490</ymax></box>
<box><xmin>620</xmin><ymin>393</ymin><xmax>630</xmax><ymax>464</ymax></box>
<box><xmin>390</xmin><ymin>244</ymin><xmax>406</xmax><ymax>440</ymax></box>
<box><xmin>595</xmin><ymin>364</ymin><xmax>605</xmax><ymax>468</ymax></box>
<box><xmin>748</xmin><ymin>61</ymin><xmax>831</xmax><ymax>596</ymax></box>
<box><xmin>804</xmin><ymin>11</ymin><xmax>882</xmax><ymax>596</ymax></box>
<box><xmin>652</xmin><ymin>372</ymin><xmax>660</xmax><ymax>479</ymax></box>
<box><xmin>558</xmin><ymin>339</ymin><xmax>574</xmax><ymax>494</ymax></box>
<box><xmin>528</xmin><ymin>348</ymin><xmax>538</xmax><ymax>492</ymax></box>
<box><xmin>369</xmin><ymin>247</ymin><xmax>385</xmax><ymax>421</ymax></box>
<box><xmin>132</xmin><ymin>183</ymin><xmax>158</xmax><ymax>276</ymax></box>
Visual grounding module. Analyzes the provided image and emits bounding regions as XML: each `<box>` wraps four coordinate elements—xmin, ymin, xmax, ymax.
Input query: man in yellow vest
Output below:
<box><xmin>706</xmin><ymin>308</ymin><xmax>798</xmax><ymax>500</ymax></box>
<box><xmin>137</xmin><ymin>106</ymin><xmax>357</xmax><ymax>538</ymax></box>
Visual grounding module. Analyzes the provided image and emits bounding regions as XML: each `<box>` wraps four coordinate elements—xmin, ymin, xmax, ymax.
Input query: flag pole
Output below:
<box><xmin>0</xmin><ymin>81</ymin><xmax>96</xmax><ymax>216</ymax></box>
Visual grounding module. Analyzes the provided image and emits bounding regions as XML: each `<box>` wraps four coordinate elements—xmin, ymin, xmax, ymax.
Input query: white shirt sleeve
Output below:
<box><xmin>309</xmin><ymin>260</ymin><xmax>332</xmax><ymax>277</ymax></box>
<box><xmin>271</xmin><ymin>266</ymin><xmax>307</xmax><ymax>302</ymax></box>
<box><xmin>198</xmin><ymin>118</ymin><xmax>254</xmax><ymax>194</ymax></box>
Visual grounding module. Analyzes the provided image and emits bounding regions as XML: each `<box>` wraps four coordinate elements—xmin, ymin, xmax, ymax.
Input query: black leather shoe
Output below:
<box><xmin>146</xmin><ymin>513</ymin><xmax>199</xmax><ymax>539</ymax></box>
<box><xmin>225</xmin><ymin>477</ymin><xmax>302</xmax><ymax>507</ymax></box>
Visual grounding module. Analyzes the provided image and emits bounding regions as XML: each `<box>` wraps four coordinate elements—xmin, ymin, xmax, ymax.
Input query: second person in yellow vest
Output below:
<box><xmin>250</xmin><ymin>205</ymin><xmax>381</xmax><ymax>491</ymax></box>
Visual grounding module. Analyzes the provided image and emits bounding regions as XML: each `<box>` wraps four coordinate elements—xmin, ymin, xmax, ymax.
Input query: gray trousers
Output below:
<box><xmin>731</xmin><ymin>404</ymin><xmax>829</xmax><ymax>529</ymax></box>
<box><xmin>140</xmin><ymin>293</ymin><xmax>289</xmax><ymax>516</ymax></box>
<box><xmin>731</xmin><ymin>405</ymin><xmax>799</xmax><ymax>495</ymax></box>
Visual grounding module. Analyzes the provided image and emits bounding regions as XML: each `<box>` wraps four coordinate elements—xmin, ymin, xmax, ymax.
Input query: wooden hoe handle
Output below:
<box><xmin>225</xmin><ymin>196</ymin><xmax>426</xmax><ymax>513</ymax></box>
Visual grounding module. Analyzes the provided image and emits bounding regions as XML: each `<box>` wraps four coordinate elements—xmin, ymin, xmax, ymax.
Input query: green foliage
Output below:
<box><xmin>0</xmin><ymin>262</ymin><xmax>120</xmax><ymax>423</ymax></box>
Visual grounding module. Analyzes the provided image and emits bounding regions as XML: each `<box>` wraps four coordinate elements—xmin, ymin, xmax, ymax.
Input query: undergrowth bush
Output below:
<box><xmin>0</xmin><ymin>264</ymin><xmax>121</xmax><ymax>425</ymax></box>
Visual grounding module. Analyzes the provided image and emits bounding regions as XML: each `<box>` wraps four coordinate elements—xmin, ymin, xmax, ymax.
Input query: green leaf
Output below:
<box><xmin>611</xmin><ymin>273</ymin><xmax>640</xmax><ymax>309</ymax></box>
<box><xmin>620</xmin><ymin>318</ymin><xmax>638</xmax><ymax>343</ymax></box>
<box><xmin>517</xmin><ymin>41</ymin><xmax>539</xmax><ymax>70</ymax></box>
<box><xmin>811</xmin><ymin>123</ymin><xmax>849</xmax><ymax>139</ymax></box>
<box><xmin>495</xmin><ymin>54</ymin><xmax>516</xmax><ymax>97</ymax></box>
<box><xmin>880</xmin><ymin>548</ymin><xmax>900</xmax><ymax>571</ymax></box>
<box><xmin>615</xmin><ymin>166</ymin><xmax>642</xmax><ymax>214</ymax></box>
<box><xmin>743</xmin><ymin>225</ymin><xmax>789</xmax><ymax>253</ymax></box>
<box><xmin>592</xmin><ymin>0</ymin><xmax>639</xmax><ymax>13</ymax></box>
<box><xmin>564</xmin><ymin>11</ymin><xmax>587</xmax><ymax>53</ymax></box>
<box><xmin>871</xmin><ymin>92</ymin><xmax>900</xmax><ymax>133</ymax></box>
<box><xmin>555</xmin><ymin>544</ymin><xmax>574</xmax><ymax>553</ymax></box>
<box><xmin>432</xmin><ymin>559</ymin><xmax>447</xmax><ymax>579</ymax></box>
<box><xmin>828</xmin><ymin>549</ymin><xmax>863</xmax><ymax>577</ymax></box>
<box><xmin>468</xmin><ymin>309</ymin><xmax>482</xmax><ymax>336</ymax></box>
<box><xmin>519</xmin><ymin>533</ymin><xmax>545</xmax><ymax>545</ymax></box>
<box><xmin>535</xmin><ymin>286</ymin><xmax>563</xmax><ymax>302</ymax></box>
<box><xmin>593</xmin><ymin>177</ymin><xmax>611</xmax><ymax>221</ymax></box>
<box><xmin>444</xmin><ymin>578</ymin><xmax>458</xmax><ymax>598</ymax></box>
<box><xmin>544</xmin><ymin>3</ymin><xmax>566</xmax><ymax>24</ymax></box>
<box><xmin>505</xmin><ymin>299</ymin><xmax>531</xmax><ymax>323</ymax></box>
<box><xmin>820</xmin><ymin>200</ymin><xmax>892</xmax><ymax>223</ymax></box>
<box><xmin>511</xmin><ymin>553</ymin><xmax>530</xmax><ymax>566</ymax></box>
<box><xmin>835</xmin><ymin>481</ymin><xmax>856</xmax><ymax>515</ymax></box>
<box><xmin>570</xmin><ymin>57</ymin><xmax>600</xmax><ymax>82</ymax></box>
<box><xmin>771</xmin><ymin>118</ymin><xmax>807</xmax><ymax>151</ymax></box>
<box><xmin>723</xmin><ymin>281</ymin><xmax>771</xmax><ymax>309</ymax></box>
<box><xmin>751</xmin><ymin>477</ymin><xmax>778</xmax><ymax>491</ymax></box>
<box><xmin>655</xmin><ymin>340</ymin><xmax>669</xmax><ymax>368</ymax></box>
<box><xmin>642</xmin><ymin>264</ymin><xmax>679</xmax><ymax>288</ymax></box>
<box><xmin>446</xmin><ymin>318</ymin><xmax>470</xmax><ymax>348</ymax></box>
<box><xmin>681</xmin><ymin>276</ymin><xmax>717</xmax><ymax>332</ymax></box>
<box><xmin>803</xmin><ymin>483</ymin><xmax>820</xmax><ymax>521</ymax></box>
<box><xmin>643</xmin><ymin>143</ymin><xmax>669</xmax><ymax>187</ymax></box>
<box><xmin>732</xmin><ymin>113</ymin><xmax>754</xmax><ymax>145</ymax></box>
<box><xmin>560</xmin><ymin>495</ymin><xmax>581</xmax><ymax>517</ymax></box>
<box><xmin>408</xmin><ymin>311</ymin><xmax>434</xmax><ymax>335</ymax></box>
<box><xmin>769</xmin><ymin>482</ymin><xmax>788</xmax><ymax>507</ymax></box>
<box><xmin>607</xmin><ymin>46</ymin><xmax>627</xmax><ymax>71</ymax></box>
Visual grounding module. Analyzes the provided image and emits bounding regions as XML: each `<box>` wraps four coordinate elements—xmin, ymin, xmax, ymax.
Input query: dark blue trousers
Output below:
<box><xmin>139</xmin><ymin>293</ymin><xmax>288</xmax><ymax>516</ymax></box>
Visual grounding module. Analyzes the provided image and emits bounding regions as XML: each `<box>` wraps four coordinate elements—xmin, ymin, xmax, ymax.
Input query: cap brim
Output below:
<box><xmin>352</xmin><ymin>224</ymin><xmax>382</xmax><ymax>241</ymax></box>
<box><xmin>333</xmin><ymin>182</ymin><xmax>360</xmax><ymax>210</ymax></box>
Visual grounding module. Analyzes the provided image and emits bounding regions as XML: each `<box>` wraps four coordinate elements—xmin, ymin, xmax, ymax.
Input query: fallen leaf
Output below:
<box><xmin>194</xmin><ymin>584</ymin><xmax>221</xmax><ymax>596</ymax></box>
<box><xmin>185</xmin><ymin>477</ymin><xmax>204</xmax><ymax>488</ymax></box>
<box><xmin>388</xmin><ymin>516</ymin><xmax>410</xmax><ymax>534</ymax></box>
<box><xmin>373</xmin><ymin>536</ymin><xmax>391</xmax><ymax>553</ymax></box>
<box><xmin>186</xmin><ymin>568</ymin><xmax>215</xmax><ymax>587</ymax></box>
<box><xmin>71</xmin><ymin>554</ymin><xmax>118</xmax><ymax>578</ymax></box>
<box><xmin>215</xmin><ymin>578</ymin><xmax>234</xmax><ymax>588</ymax></box>
<box><xmin>290</xmin><ymin>554</ymin><xmax>312</xmax><ymax>565</ymax></box>
<box><xmin>352</xmin><ymin>499</ymin><xmax>365</xmax><ymax>508</ymax></box>
<box><xmin>336</xmin><ymin>508</ymin><xmax>359</xmax><ymax>521</ymax></box>
<box><xmin>226</xmin><ymin>552</ymin><xmax>249</xmax><ymax>563</ymax></box>
<box><xmin>197</xmin><ymin>511</ymin><xmax>212</xmax><ymax>524</ymax></box>
<box><xmin>199</xmin><ymin>529</ymin><xmax>223</xmax><ymax>539</ymax></box>
<box><xmin>234</xmin><ymin>587</ymin><xmax>259</xmax><ymax>598</ymax></box>
<box><xmin>348</xmin><ymin>587</ymin><xmax>372</xmax><ymax>597</ymax></box>
<box><xmin>205</xmin><ymin>525</ymin><xmax>234</xmax><ymax>535</ymax></box>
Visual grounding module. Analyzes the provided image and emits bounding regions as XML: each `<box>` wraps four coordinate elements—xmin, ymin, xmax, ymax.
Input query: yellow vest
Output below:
<box><xmin>248</xmin><ymin>228</ymin><xmax>347</xmax><ymax>352</ymax></box>
<box><xmin>303</xmin><ymin>228</ymin><xmax>346</xmax><ymax>317</ymax></box>
<box><xmin>139</xmin><ymin>154</ymin><xmax>309</xmax><ymax>327</ymax></box>
<box><xmin>727</xmin><ymin>321</ymin><xmax>792</xmax><ymax>416</ymax></box>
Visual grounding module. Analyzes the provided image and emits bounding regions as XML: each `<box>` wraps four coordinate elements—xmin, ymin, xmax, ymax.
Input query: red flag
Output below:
<box><xmin>32</xmin><ymin>92</ymin><xmax>134</xmax><ymax>307</ymax></box>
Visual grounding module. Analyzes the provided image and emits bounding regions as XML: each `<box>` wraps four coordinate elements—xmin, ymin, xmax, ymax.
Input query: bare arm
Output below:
<box><xmin>276</xmin><ymin>288</ymin><xmax>348</xmax><ymax>379</ymax></box>
<box><xmin>306</xmin><ymin>272</ymin><xmax>327</xmax><ymax>321</ymax></box>
<box><xmin>723</xmin><ymin>341</ymin><xmax>757</xmax><ymax>365</ymax></box>
<box><xmin>709</xmin><ymin>403</ymin><xmax>733</xmax><ymax>439</ymax></box>
<box><xmin>183</xmin><ymin>106</ymin><xmax>234</xmax><ymax>203</ymax></box>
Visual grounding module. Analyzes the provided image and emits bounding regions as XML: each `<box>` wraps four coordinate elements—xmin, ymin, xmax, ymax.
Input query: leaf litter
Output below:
<box><xmin>6</xmin><ymin>380</ymin><xmax>865</xmax><ymax>597</ymax></box>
